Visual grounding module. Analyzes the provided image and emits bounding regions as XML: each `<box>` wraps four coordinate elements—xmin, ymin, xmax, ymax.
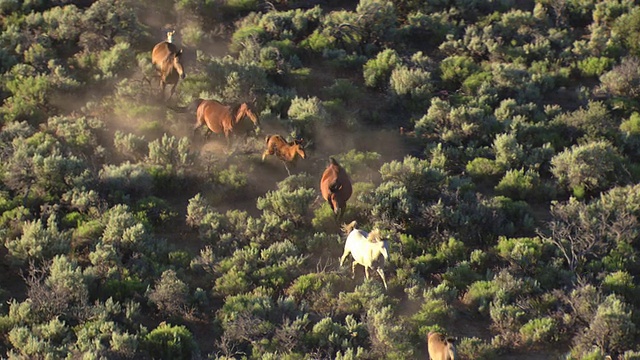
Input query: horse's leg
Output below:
<box><xmin>168</xmin><ymin>82</ymin><xmax>178</xmax><ymax>100</ymax></box>
<box><xmin>283</xmin><ymin>162</ymin><xmax>291</xmax><ymax>176</ymax></box>
<box><xmin>377</xmin><ymin>268</ymin><xmax>388</xmax><ymax>290</ymax></box>
<box><xmin>351</xmin><ymin>261</ymin><xmax>358</xmax><ymax>279</ymax></box>
<box><xmin>159</xmin><ymin>79</ymin><xmax>166</xmax><ymax>100</ymax></box>
<box><xmin>339</xmin><ymin>250</ymin><xmax>350</xmax><ymax>267</ymax></box>
<box><xmin>364</xmin><ymin>266</ymin><xmax>370</xmax><ymax>280</ymax></box>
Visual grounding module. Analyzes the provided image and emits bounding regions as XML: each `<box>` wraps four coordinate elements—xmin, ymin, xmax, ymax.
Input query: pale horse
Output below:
<box><xmin>339</xmin><ymin>220</ymin><xmax>390</xmax><ymax>290</ymax></box>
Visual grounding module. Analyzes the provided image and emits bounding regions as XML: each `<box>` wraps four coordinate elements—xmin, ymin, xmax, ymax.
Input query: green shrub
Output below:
<box><xmin>621</xmin><ymin>112</ymin><xmax>640</xmax><ymax>135</ymax></box>
<box><xmin>102</xmin><ymin>277</ymin><xmax>145</xmax><ymax>303</ymax></box>
<box><xmin>455</xmin><ymin>337</ymin><xmax>497</xmax><ymax>360</ymax></box>
<box><xmin>442</xmin><ymin>262</ymin><xmax>482</xmax><ymax>291</ymax></box>
<box><xmin>577</xmin><ymin>56</ymin><xmax>614</xmax><ymax>77</ymax></box>
<box><xmin>602</xmin><ymin>271</ymin><xmax>637</xmax><ymax>301</ymax></box>
<box><xmin>363</xmin><ymin>49</ymin><xmax>400</xmax><ymax>89</ymax></box>
<box><xmin>465</xmin><ymin>158</ymin><xmax>503</xmax><ymax>181</ymax></box>
<box><xmin>519</xmin><ymin>317</ymin><xmax>557</xmax><ymax>344</ymax></box>
<box><xmin>6</xmin><ymin>216</ymin><xmax>70</xmax><ymax>265</ymax></box>
<box><xmin>215</xmin><ymin>165</ymin><xmax>248</xmax><ymax>194</ymax></box>
<box><xmin>551</xmin><ymin>140</ymin><xmax>625</xmax><ymax>194</ymax></box>
<box><xmin>143</xmin><ymin>323</ymin><xmax>198</xmax><ymax>360</ymax></box>
<box><xmin>494</xmin><ymin>168</ymin><xmax>540</xmax><ymax>201</ymax></box>
<box><xmin>439</xmin><ymin>55</ymin><xmax>479</xmax><ymax>89</ymax></box>
<box><xmin>389</xmin><ymin>65</ymin><xmax>433</xmax><ymax>105</ymax></box>
<box><xmin>572</xmin><ymin>295</ymin><xmax>636</xmax><ymax>356</ymax></box>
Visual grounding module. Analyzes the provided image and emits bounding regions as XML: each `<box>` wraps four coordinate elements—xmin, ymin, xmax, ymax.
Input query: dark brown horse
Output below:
<box><xmin>151</xmin><ymin>33</ymin><xmax>185</xmax><ymax>100</ymax></box>
<box><xmin>193</xmin><ymin>99</ymin><xmax>260</xmax><ymax>146</ymax></box>
<box><xmin>262</xmin><ymin>134</ymin><xmax>307</xmax><ymax>175</ymax></box>
<box><xmin>320</xmin><ymin>157</ymin><xmax>352</xmax><ymax>222</ymax></box>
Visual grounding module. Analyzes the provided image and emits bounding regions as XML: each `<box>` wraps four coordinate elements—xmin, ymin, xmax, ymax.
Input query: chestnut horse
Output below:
<box><xmin>151</xmin><ymin>32</ymin><xmax>185</xmax><ymax>100</ymax></box>
<box><xmin>262</xmin><ymin>135</ymin><xmax>307</xmax><ymax>175</ymax></box>
<box><xmin>320</xmin><ymin>157</ymin><xmax>352</xmax><ymax>222</ymax></box>
<box><xmin>340</xmin><ymin>220</ymin><xmax>390</xmax><ymax>290</ymax></box>
<box><xmin>193</xmin><ymin>99</ymin><xmax>260</xmax><ymax>146</ymax></box>
<box><xmin>427</xmin><ymin>332</ymin><xmax>457</xmax><ymax>360</ymax></box>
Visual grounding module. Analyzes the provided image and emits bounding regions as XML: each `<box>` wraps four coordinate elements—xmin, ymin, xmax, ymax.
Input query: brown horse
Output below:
<box><xmin>427</xmin><ymin>332</ymin><xmax>457</xmax><ymax>360</ymax></box>
<box><xmin>193</xmin><ymin>99</ymin><xmax>260</xmax><ymax>146</ymax></box>
<box><xmin>262</xmin><ymin>134</ymin><xmax>307</xmax><ymax>175</ymax></box>
<box><xmin>320</xmin><ymin>157</ymin><xmax>352</xmax><ymax>222</ymax></box>
<box><xmin>151</xmin><ymin>33</ymin><xmax>185</xmax><ymax>100</ymax></box>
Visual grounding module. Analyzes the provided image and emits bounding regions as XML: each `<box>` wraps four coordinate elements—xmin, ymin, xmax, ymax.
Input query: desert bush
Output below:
<box><xmin>620</xmin><ymin>112</ymin><xmax>640</xmax><ymax>156</ymax></box>
<box><xmin>147</xmin><ymin>269</ymin><xmax>190</xmax><ymax>318</ymax></box>
<box><xmin>442</xmin><ymin>261</ymin><xmax>483</xmax><ymax>291</ymax></box>
<box><xmin>439</xmin><ymin>55</ymin><xmax>479</xmax><ymax>90</ymax></box>
<box><xmin>23</xmin><ymin>255</ymin><xmax>89</xmax><ymax>320</ymax></box>
<box><xmin>99</xmin><ymin>161</ymin><xmax>154</xmax><ymax>200</ymax></box>
<box><xmin>493</xmin><ymin>132</ymin><xmax>524</xmax><ymax>169</ymax></box>
<box><xmin>612</xmin><ymin>8</ymin><xmax>640</xmax><ymax>56</ymax></box>
<box><xmin>143</xmin><ymin>322</ymin><xmax>198</xmax><ymax>360</ymax></box>
<box><xmin>455</xmin><ymin>337</ymin><xmax>498</xmax><ymax>359</ymax></box>
<box><xmin>543</xmin><ymin>196</ymin><xmax>640</xmax><ymax>276</ymax></box>
<box><xmin>213</xmin><ymin>164</ymin><xmax>248</xmax><ymax>196</ymax></box>
<box><xmin>365</xmin><ymin>305</ymin><xmax>415</xmax><ymax>359</ymax></box>
<box><xmin>256</xmin><ymin>185</ymin><xmax>315</xmax><ymax>226</ymax></box>
<box><xmin>519</xmin><ymin>316</ymin><xmax>557</xmax><ymax>345</ymax></box>
<box><xmin>577</xmin><ymin>56</ymin><xmax>614</xmax><ymax>78</ymax></box>
<box><xmin>1</xmin><ymin>63</ymin><xmax>79</xmax><ymax>124</ymax></box>
<box><xmin>600</xmin><ymin>56</ymin><xmax>640</xmax><ymax>99</ymax></box>
<box><xmin>550</xmin><ymin>140</ymin><xmax>625</xmax><ymax>195</ymax></box>
<box><xmin>8</xmin><ymin>321</ymin><xmax>69</xmax><ymax>359</ymax></box>
<box><xmin>74</xmin><ymin>316</ymin><xmax>120</xmax><ymax>356</ymax></box>
<box><xmin>78</xmin><ymin>0</ymin><xmax>142</xmax><ymax>52</ymax></box>
<box><xmin>285</xmin><ymin>273</ymin><xmax>345</xmax><ymax>315</ymax></box>
<box><xmin>286</xmin><ymin>96</ymin><xmax>329</xmax><ymax>137</ymax></box>
<box><xmin>494</xmin><ymin>168</ymin><xmax>541</xmax><ymax>201</ymax></box>
<box><xmin>601</xmin><ymin>271</ymin><xmax>638</xmax><ymax>301</ymax></box>
<box><xmin>147</xmin><ymin>134</ymin><xmax>195</xmax><ymax>174</ymax></box>
<box><xmin>465</xmin><ymin>157</ymin><xmax>503</xmax><ymax>181</ymax></box>
<box><xmin>5</xmin><ymin>215</ymin><xmax>70</xmax><ymax>265</ymax></box>
<box><xmin>551</xmin><ymin>101</ymin><xmax>617</xmax><ymax>143</ymax></box>
<box><xmin>572</xmin><ymin>295</ymin><xmax>636</xmax><ymax>357</ymax></box>
<box><xmin>363</xmin><ymin>48</ymin><xmax>400</xmax><ymax>89</ymax></box>
<box><xmin>100</xmin><ymin>204</ymin><xmax>151</xmax><ymax>256</ymax></box>
<box><xmin>355</xmin><ymin>0</ymin><xmax>397</xmax><ymax>46</ymax></box>
<box><xmin>490</xmin><ymin>299</ymin><xmax>527</xmax><ymax>345</ymax></box>
<box><xmin>389</xmin><ymin>65</ymin><xmax>433</xmax><ymax>107</ymax></box>
<box><xmin>495</xmin><ymin>236</ymin><xmax>544</xmax><ymax>273</ymax></box>
<box><xmin>415</xmin><ymin>97</ymin><xmax>497</xmax><ymax>146</ymax></box>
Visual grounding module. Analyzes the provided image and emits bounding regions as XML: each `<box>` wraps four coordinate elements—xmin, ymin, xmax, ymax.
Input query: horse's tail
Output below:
<box><xmin>329</xmin><ymin>157</ymin><xmax>339</xmax><ymax>166</ymax></box>
<box><xmin>341</xmin><ymin>220</ymin><xmax>356</xmax><ymax>236</ymax></box>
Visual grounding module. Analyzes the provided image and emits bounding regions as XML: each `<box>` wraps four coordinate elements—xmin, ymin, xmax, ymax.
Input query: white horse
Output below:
<box><xmin>339</xmin><ymin>221</ymin><xmax>390</xmax><ymax>290</ymax></box>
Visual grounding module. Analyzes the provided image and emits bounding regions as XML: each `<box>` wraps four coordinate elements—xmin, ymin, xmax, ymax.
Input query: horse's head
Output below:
<box><xmin>379</xmin><ymin>239</ymin><xmax>390</xmax><ymax>261</ymax></box>
<box><xmin>172</xmin><ymin>49</ymin><xmax>185</xmax><ymax>79</ymax></box>
<box><xmin>293</xmin><ymin>140</ymin><xmax>307</xmax><ymax>159</ymax></box>
<box><xmin>166</xmin><ymin>30</ymin><xmax>175</xmax><ymax>43</ymax></box>
<box><xmin>236</xmin><ymin>103</ymin><xmax>260</xmax><ymax>127</ymax></box>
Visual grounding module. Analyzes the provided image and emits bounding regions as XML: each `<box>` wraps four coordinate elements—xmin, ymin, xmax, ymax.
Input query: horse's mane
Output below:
<box><xmin>341</xmin><ymin>220</ymin><xmax>357</xmax><ymax>236</ymax></box>
<box><xmin>367</xmin><ymin>229</ymin><xmax>381</xmax><ymax>243</ymax></box>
